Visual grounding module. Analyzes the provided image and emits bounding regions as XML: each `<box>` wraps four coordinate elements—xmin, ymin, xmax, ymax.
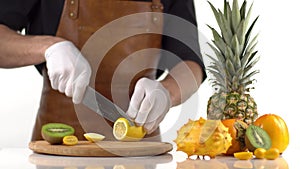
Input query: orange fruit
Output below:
<box><xmin>254</xmin><ymin>148</ymin><xmax>266</xmax><ymax>159</ymax></box>
<box><xmin>265</xmin><ymin>148</ymin><xmax>280</xmax><ymax>160</ymax></box>
<box><xmin>222</xmin><ymin>119</ymin><xmax>248</xmax><ymax>155</ymax></box>
<box><xmin>254</xmin><ymin>114</ymin><xmax>289</xmax><ymax>153</ymax></box>
<box><xmin>113</xmin><ymin>118</ymin><xmax>146</xmax><ymax>141</ymax></box>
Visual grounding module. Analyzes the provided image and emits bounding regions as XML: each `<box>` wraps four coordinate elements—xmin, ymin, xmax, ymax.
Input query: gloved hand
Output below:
<box><xmin>45</xmin><ymin>41</ymin><xmax>91</xmax><ymax>104</ymax></box>
<box><xmin>127</xmin><ymin>77</ymin><xmax>171</xmax><ymax>134</ymax></box>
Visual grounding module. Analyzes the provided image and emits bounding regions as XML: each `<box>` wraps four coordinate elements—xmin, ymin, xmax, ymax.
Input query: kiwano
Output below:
<box><xmin>174</xmin><ymin>117</ymin><xmax>232</xmax><ymax>158</ymax></box>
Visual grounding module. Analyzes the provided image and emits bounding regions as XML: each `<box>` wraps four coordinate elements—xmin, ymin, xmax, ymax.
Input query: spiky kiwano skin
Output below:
<box><xmin>206</xmin><ymin>0</ymin><xmax>260</xmax><ymax>125</ymax></box>
<box><xmin>174</xmin><ymin>117</ymin><xmax>232</xmax><ymax>158</ymax></box>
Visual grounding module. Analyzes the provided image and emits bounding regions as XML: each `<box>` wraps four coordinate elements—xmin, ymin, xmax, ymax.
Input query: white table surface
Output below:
<box><xmin>0</xmin><ymin>145</ymin><xmax>296</xmax><ymax>169</ymax></box>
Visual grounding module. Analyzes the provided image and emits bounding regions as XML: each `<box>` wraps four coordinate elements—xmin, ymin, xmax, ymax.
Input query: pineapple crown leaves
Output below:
<box><xmin>206</xmin><ymin>0</ymin><xmax>260</xmax><ymax>94</ymax></box>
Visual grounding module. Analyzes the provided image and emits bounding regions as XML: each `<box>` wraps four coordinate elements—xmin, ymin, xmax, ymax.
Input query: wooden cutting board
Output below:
<box><xmin>29</xmin><ymin>141</ymin><xmax>173</xmax><ymax>157</ymax></box>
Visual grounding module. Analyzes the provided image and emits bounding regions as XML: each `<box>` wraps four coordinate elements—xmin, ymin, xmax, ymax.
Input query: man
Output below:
<box><xmin>0</xmin><ymin>0</ymin><xmax>206</xmax><ymax>141</ymax></box>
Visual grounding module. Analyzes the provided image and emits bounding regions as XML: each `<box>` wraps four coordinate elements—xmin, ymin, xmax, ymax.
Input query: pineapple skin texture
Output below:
<box><xmin>207</xmin><ymin>92</ymin><xmax>258</xmax><ymax>125</ymax></box>
<box><xmin>174</xmin><ymin>117</ymin><xmax>232</xmax><ymax>158</ymax></box>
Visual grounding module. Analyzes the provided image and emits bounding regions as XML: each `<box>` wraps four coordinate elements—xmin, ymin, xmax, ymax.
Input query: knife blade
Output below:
<box><xmin>82</xmin><ymin>86</ymin><xmax>135</xmax><ymax>126</ymax></box>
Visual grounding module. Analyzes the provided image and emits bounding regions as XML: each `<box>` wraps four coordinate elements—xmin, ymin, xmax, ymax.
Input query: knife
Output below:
<box><xmin>82</xmin><ymin>86</ymin><xmax>135</xmax><ymax>126</ymax></box>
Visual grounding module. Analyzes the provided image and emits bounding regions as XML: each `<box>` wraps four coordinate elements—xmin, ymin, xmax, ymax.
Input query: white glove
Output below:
<box><xmin>127</xmin><ymin>77</ymin><xmax>171</xmax><ymax>134</ymax></box>
<box><xmin>45</xmin><ymin>41</ymin><xmax>91</xmax><ymax>104</ymax></box>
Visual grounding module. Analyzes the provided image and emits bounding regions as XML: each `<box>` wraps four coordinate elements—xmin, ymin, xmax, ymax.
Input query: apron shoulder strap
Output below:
<box><xmin>66</xmin><ymin>0</ymin><xmax>79</xmax><ymax>19</ymax></box>
<box><xmin>152</xmin><ymin>0</ymin><xmax>164</xmax><ymax>11</ymax></box>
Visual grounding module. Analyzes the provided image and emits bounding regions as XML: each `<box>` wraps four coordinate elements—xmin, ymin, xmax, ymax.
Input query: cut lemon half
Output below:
<box><xmin>113</xmin><ymin>117</ymin><xmax>146</xmax><ymax>141</ymax></box>
<box><xmin>84</xmin><ymin>133</ymin><xmax>105</xmax><ymax>142</ymax></box>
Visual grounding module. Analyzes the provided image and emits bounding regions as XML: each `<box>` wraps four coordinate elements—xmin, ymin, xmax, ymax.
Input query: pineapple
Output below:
<box><xmin>174</xmin><ymin>117</ymin><xmax>232</xmax><ymax>158</ymax></box>
<box><xmin>206</xmin><ymin>0</ymin><xmax>260</xmax><ymax>125</ymax></box>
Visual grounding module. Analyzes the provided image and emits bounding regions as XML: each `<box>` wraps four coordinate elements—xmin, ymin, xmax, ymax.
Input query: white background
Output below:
<box><xmin>0</xmin><ymin>0</ymin><xmax>299</xmax><ymax>150</ymax></box>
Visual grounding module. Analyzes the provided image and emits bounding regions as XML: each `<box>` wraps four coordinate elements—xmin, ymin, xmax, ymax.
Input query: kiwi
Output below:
<box><xmin>245</xmin><ymin>125</ymin><xmax>272</xmax><ymax>152</ymax></box>
<box><xmin>41</xmin><ymin>123</ymin><xmax>75</xmax><ymax>144</ymax></box>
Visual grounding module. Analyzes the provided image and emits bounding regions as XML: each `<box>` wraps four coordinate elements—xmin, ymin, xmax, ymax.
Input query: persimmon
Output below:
<box><xmin>254</xmin><ymin>114</ymin><xmax>289</xmax><ymax>153</ymax></box>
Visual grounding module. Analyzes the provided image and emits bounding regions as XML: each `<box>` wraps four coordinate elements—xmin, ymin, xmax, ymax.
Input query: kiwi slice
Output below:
<box><xmin>245</xmin><ymin>125</ymin><xmax>272</xmax><ymax>152</ymax></box>
<box><xmin>41</xmin><ymin>123</ymin><xmax>75</xmax><ymax>144</ymax></box>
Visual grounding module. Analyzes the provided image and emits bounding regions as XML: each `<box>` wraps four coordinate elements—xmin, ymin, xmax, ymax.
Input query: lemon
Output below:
<box><xmin>84</xmin><ymin>133</ymin><xmax>105</xmax><ymax>142</ymax></box>
<box><xmin>234</xmin><ymin>152</ymin><xmax>253</xmax><ymax>160</ymax></box>
<box><xmin>63</xmin><ymin>135</ymin><xmax>78</xmax><ymax>146</ymax></box>
<box><xmin>113</xmin><ymin>118</ymin><xmax>146</xmax><ymax>141</ymax></box>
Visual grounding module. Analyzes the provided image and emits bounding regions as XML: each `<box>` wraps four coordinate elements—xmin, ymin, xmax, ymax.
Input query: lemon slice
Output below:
<box><xmin>84</xmin><ymin>133</ymin><xmax>105</xmax><ymax>142</ymax></box>
<box><xmin>234</xmin><ymin>152</ymin><xmax>253</xmax><ymax>160</ymax></box>
<box><xmin>63</xmin><ymin>135</ymin><xmax>78</xmax><ymax>146</ymax></box>
<box><xmin>113</xmin><ymin>117</ymin><xmax>146</xmax><ymax>141</ymax></box>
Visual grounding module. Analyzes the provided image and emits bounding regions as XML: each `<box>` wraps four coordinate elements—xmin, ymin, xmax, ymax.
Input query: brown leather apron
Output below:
<box><xmin>32</xmin><ymin>0</ymin><xmax>164</xmax><ymax>141</ymax></box>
